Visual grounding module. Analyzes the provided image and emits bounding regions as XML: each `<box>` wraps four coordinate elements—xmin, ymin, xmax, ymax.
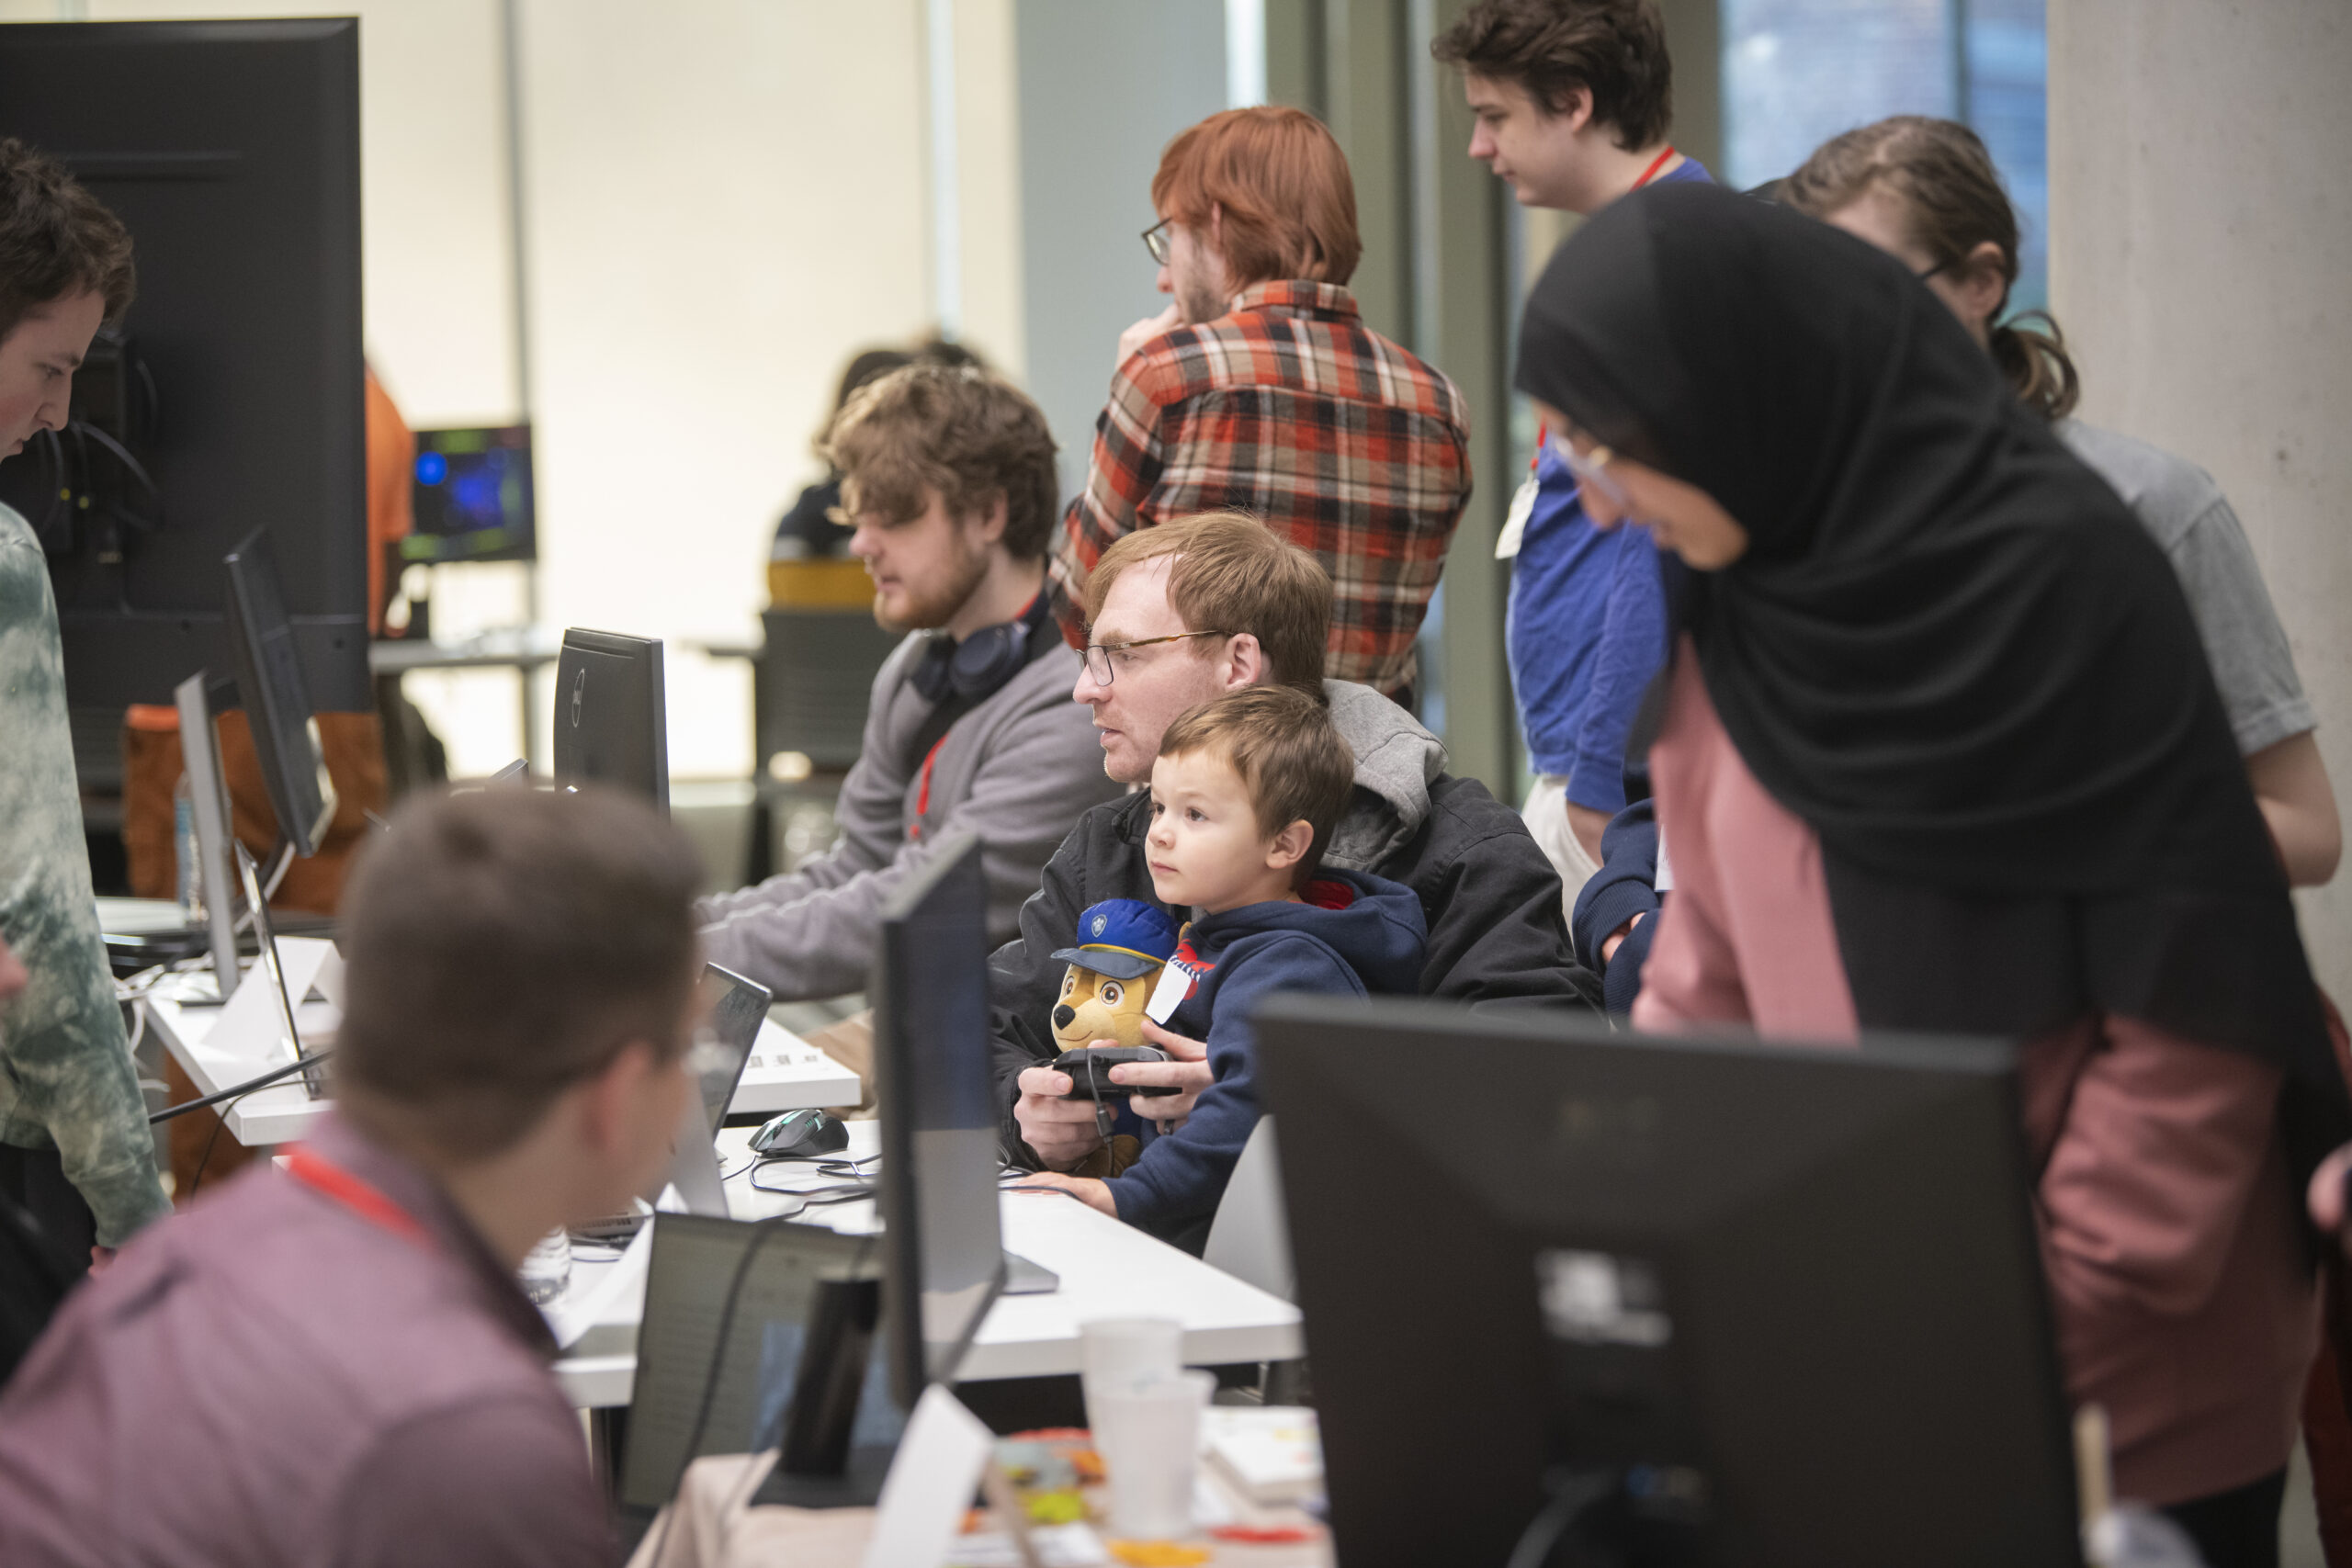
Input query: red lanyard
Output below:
<box><xmin>910</xmin><ymin>735</ymin><xmax>949</xmax><ymax>840</ymax></box>
<box><xmin>284</xmin><ymin>1145</ymin><xmax>432</xmax><ymax>1250</ymax></box>
<box><xmin>1525</xmin><ymin>145</ymin><xmax>1676</xmax><ymax>474</ymax></box>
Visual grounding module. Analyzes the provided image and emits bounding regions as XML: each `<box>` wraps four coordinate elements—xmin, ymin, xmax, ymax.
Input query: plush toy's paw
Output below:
<box><xmin>1069</xmin><ymin>1134</ymin><xmax>1142</xmax><ymax>1180</ymax></box>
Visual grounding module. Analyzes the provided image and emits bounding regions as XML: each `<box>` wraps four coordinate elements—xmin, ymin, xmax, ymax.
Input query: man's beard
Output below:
<box><xmin>1177</xmin><ymin>276</ymin><xmax>1229</xmax><ymax>326</ymax></box>
<box><xmin>873</xmin><ymin>536</ymin><xmax>989</xmax><ymax>634</ymax></box>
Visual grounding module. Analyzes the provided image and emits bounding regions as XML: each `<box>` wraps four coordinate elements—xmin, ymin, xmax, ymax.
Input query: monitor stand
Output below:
<box><xmin>174</xmin><ymin>670</ymin><xmax>244</xmax><ymax>1000</ymax></box>
<box><xmin>1003</xmin><ymin>1249</ymin><xmax>1057</xmax><ymax>1295</ymax></box>
<box><xmin>752</xmin><ymin>1443</ymin><xmax>896</xmax><ymax>1509</ymax></box>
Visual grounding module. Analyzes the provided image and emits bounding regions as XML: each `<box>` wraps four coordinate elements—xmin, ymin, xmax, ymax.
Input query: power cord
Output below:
<box><xmin>149</xmin><ymin>1050</ymin><xmax>334</xmax><ymax>1124</ymax></box>
<box><xmin>1505</xmin><ymin>1471</ymin><xmax>1618</xmax><ymax>1568</ymax></box>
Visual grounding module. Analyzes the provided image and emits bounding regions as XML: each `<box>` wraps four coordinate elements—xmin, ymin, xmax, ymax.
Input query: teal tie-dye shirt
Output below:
<box><xmin>0</xmin><ymin>502</ymin><xmax>171</xmax><ymax>1246</ymax></box>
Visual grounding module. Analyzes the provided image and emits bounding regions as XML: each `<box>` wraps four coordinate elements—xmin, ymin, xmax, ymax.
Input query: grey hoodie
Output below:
<box><xmin>698</xmin><ymin>631</ymin><xmax>1124</xmax><ymax>1002</ymax></box>
<box><xmin>1320</xmin><ymin>678</ymin><xmax>1447</xmax><ymax>873</ymax></box>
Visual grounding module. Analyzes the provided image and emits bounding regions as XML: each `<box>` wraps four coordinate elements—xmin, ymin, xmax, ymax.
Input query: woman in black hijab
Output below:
<box><xmin>1516</xmin><ymin>180</ymin><xmax>2349</xmax><ymax>1563</ymax></box>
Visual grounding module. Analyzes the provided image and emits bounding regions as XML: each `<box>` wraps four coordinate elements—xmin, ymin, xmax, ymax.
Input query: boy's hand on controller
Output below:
<box><xmin>1015</xmin><ymin>1066</ymin><xmax>1105</xmax><ymax>1169</ymax></box>
<box><xmin>1107</xmin><ymin>1021</ymin><xmax>1213</xmax><ymax>1127</ymax></box>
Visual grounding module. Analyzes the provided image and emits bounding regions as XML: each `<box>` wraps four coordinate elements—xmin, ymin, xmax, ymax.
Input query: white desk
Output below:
<box><xmin>143</xmin><ymin>975</ymin><xmax>860</xmax><ymax>1148</ymax></box>
<box><xmin>550</xmin><ymin>1121</ymin><xmax>1304</xmax><ymax>1408</ymax></box>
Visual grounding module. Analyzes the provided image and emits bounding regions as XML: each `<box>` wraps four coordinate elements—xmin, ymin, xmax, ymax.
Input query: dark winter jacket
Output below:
<box><xmin>989</xmin><ymin>681</ymin><xmax>1593</xmax><ymax>1167</ymax></box>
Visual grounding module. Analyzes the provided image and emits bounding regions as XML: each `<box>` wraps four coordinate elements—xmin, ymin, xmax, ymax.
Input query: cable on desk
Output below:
<box><xmin>149</xmin><ymin>1050</ymin><xmax>335</xmax><ymax>1124</ymax></box>
<box><xmin>183</xmin><ymin>1066</ymin><xmax>306</xmax><ymax>1200</ymax></box>
<box><xmin>747</xmin><ymin>1168</ymin><xmax>876</xmax><ymax>1208</ymax></box>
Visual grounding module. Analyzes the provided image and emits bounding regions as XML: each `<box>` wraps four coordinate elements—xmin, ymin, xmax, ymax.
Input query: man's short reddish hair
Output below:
<box><xmin>1151</xmin><ymin>107</ymin><xmax>1362</xmax><ymax>289</ymax></box>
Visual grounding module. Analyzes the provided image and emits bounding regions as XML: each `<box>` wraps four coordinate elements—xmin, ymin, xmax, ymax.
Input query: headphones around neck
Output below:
<box><xmin>909</xmin><ymin>591</ymin><xmax>1053</xmax><ymax>705</ymax></box>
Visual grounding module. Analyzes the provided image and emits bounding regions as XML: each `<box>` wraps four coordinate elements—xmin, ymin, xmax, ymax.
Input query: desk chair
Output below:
<box><xmin>1204</xmin><ymin>1117</ymin><xmax>1295</xmax><ymax>1303</ymax></box>
<box><xmin>1204</xmin><ymin>1118</ymin><xmax>1308</xmax><ymax>1406</ymax></box>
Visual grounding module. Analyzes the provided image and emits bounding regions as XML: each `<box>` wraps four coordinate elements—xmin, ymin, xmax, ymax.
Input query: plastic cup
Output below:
<box><xmin>1079</xmin><ymin>1316</ymin><xmax>1182</xmax><ymax>1431</ymax></box>
<box><xmin>1093</xmin><ymin>1369</ymin><xmax>1214</xmax><ymax>1540</ymax></box>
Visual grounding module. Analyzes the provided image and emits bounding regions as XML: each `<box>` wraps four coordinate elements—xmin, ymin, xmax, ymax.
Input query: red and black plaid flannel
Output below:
<box><xmin>1048</xmin><ymin>280</ymin><xmax>1474</xmax><ymax>700</ymax></box>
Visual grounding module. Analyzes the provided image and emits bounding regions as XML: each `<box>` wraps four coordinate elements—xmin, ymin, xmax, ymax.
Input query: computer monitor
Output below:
<box><xmin>551</xmin><ymin>628</ymin><xmax>668</xmax><ymax>810</ymax></box>
<box><xmin>619</xmin><ymin>1215</ymin><xmax>895</xmax><ymax>1524</ymax></box>
<box><xmin>870</xmin><ymin>827</ymin><xmax>1009</xmax><ymax>1412</ymax></box>
<box><xmin>1254</xmin><ymin>998</ymin><xmax>2079</xmax><ymax>1568</ymax></box>
<box><xmin>402</xmin><ymin>425</ymin><xmax>536</xmax><ymax>564</ymax></box>
<box><xmin>222</xmin><ymin>528</ymin><xmax>337</xmax><ymax>859</ymax></box>
<box><xmin>0</xmin><ymin>19</ymin><xmax>368</xmax><ymax>711</ymax></box>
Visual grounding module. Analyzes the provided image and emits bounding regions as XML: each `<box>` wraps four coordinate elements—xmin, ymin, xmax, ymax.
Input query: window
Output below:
<box><xmin>1723</xmin><ymin>0</ymin><xmax>2048</xmax><ymax>310</ymax></box>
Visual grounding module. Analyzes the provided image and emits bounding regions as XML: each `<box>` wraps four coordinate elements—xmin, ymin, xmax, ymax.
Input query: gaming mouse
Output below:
<box><xmin>751</xmin><ymin>1107</ymin><xmax>849</xmax><ymax>1158</ymax></box>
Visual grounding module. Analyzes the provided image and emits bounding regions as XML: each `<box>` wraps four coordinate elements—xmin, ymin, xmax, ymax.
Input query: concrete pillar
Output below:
<box><xmin>2048</xmin><ymin>0</ymin><xmax>2352</xmax><ymax>996</ymax></box>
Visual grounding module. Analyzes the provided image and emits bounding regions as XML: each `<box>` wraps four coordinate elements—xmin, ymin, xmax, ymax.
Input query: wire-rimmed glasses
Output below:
<box><xmin>1082</xmin><ymin>629</ymin><xmax>1230</xmax><ymax>686</ymax></box>
<box><xmin>1142</xmin><ymin>217</ymin><xmax>1175</xmax><ymax>265</ymax></box>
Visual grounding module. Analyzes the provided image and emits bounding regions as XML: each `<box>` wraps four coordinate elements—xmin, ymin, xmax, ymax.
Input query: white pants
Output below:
<box><xmin>1521</xmin><ymin>774</ymin><xmax>1601</xmax><ymax>920</ymax></box>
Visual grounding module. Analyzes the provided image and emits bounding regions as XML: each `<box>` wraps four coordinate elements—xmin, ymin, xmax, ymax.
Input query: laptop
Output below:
<box><xmin>617</xmin><ymin>1214</ymin><xmax>907</xmax><ymax>1544</ymax></box>
<box><xmin>571</xmin><ymin>963</ymin><xmax>770</xmax><ymax>1244</ymax></box>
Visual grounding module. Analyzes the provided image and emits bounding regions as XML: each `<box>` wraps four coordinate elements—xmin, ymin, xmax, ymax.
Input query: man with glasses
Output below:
<box><xmin>1047</xmin><ymin>106</ymin><xmax>1472</xmax><ymax>707</ymax></box>
<box><xmin>698</xmin><ymin>364</ymin><xmax>1121</xmax><ymax>1003</ymax></box>
<box><xmin>1432</xmin><ymin>0</ymin><xmax>1712</xmax><ymax>912</ymax></box>
<box><xmin>997</xmin><ymin>513</ymin><xmax>1591</xmax><ymax>1210</ymax></box>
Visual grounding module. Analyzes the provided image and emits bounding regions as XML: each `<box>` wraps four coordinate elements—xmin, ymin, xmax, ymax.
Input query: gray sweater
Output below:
<box><xmin>0</xmin><ymin>505</ymin><xmax>172</xmax><ymax>1247</ymax></box>
<box><xmin>698</xmin><ymin>634</ymin><xmax>1123</xmax><ymax>1001</ymax></box>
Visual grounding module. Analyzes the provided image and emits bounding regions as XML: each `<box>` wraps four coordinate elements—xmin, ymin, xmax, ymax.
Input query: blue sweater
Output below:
<box><xmin>1103</xmin><ymin>869</ymin><xmax>1425</xmax><ymax>1248</ymax></box>
<box><xmin>1570</xmin><ymin>796</ymin><xmax>1662</xmax><ymax>1016</ymax></box>
<box><xmin>1506</xmin><ymin>157</ymin><xmax>1712</xmax><ymax>811</ymax></box>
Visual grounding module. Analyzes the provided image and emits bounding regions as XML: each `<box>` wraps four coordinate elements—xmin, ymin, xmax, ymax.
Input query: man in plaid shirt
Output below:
<box><xmin>1048</xmin><ymin>106</ymin><xmax>1473</xmax><ymax>704</ymax></box>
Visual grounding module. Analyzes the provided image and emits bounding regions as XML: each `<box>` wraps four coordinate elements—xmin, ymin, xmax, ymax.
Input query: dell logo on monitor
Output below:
<box><xmin>570</xmin><ymin>668</ymin><xmax>585</xmax><ymax>728</ymax></box>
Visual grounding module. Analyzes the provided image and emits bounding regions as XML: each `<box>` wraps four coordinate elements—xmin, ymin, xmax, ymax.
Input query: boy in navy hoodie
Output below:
<box><xmin>1022</xmin><ymin>684</ymin><xmax>1426</xmax><ymax>1251</ymax></box>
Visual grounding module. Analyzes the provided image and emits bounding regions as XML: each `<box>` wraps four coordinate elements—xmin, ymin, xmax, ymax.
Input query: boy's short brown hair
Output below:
<box><xmin>1159</xmin><ymin>685</ymin><xmax>1356</xmax><ymax>887</ymax></box>
<box><xmin>1151</xmin><ymin>107</ymin><xmax>1363</xmax><ymax>288</ymax></box>
<box><xmin>827</xmin><ymin>362</ymin><xmax>1060</xmax><ymax>560</ymax></box>
<box><xmin>334</xmin><ymin>785</ymin><xmax>705</xmax><ymax>1160</ymax></box>
<box><xmin>1084</xmin><ymin>512</ymin><xmax>1332</xmax><ymax>697</ymax></box>
<box><xmin>1430</xmin><ymin>0</ymin><xmax>1675</xmax><ymax>152</ymax></box>
<box><xmin>0</xmin><ymin>138</ymin><xmax>135</xmax><ymax>349</ymax></box>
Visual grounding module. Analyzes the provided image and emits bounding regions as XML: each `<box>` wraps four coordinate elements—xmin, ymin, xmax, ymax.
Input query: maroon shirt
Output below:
<box><xmin>0</xmin><ymin>1111</ymin><xmax>616</xmax><ymax>1566</ymax></box>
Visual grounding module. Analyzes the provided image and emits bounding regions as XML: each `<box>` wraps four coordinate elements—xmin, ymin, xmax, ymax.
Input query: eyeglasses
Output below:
<box><xmin>1914</xmin><ymin>258</ymin><xmax>1951</xmax><ymax>283</ymax></box>
<box><xmin>1142</xmin><ymin>217</ymin><xmax>1175</xmax><ymax>265</ymax></box>
<box><xmin>1545</xmin><ymin>428</ymin><xmax>1634</xmax><ymax>514</ymax></box>
<box><xmin>1082</xmin><ymin>630</ymin><xmax>1230</xmax><ymax>686</ymax></box>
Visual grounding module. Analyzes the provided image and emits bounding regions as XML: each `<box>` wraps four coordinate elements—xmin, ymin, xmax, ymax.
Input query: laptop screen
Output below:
<box><xmin>694</xmin><ymin>964</ymin><xmax>771</xmax><ymax>1134</ymax></box>
<box><xmin>618</xmin><ymin>1213</ymin><xmax>899</xmax><ymax>1516</ymax></box>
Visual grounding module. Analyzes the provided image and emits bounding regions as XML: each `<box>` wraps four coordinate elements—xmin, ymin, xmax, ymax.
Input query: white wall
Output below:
<box><xmin>49</xmin><ymin>0</ymin><xmax>935</xmax><ymax>779</ymax></box>
<box><xmin>2049</xmin><ymin>0</ymin><xmax>2352</xmax><ymax>998</ymax></box>
<box><xmin>1012</xmin><ymin>0</ymin><xmax>1226</xmax><ymax>498</ymax></box>
<box><xmin>514</xmin><ymin>0</ymin><xmax>931</xmax><ymax>779</ymax></box>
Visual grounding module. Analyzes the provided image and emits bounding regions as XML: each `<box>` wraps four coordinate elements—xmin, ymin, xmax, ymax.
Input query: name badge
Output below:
<box><xmin>1495</xmin><ymin>469</ymin><xmax>1540</xmax><ymax>560</ymax></box>
<box><xmin>1145</xmin><ymin>960</ymin><xmax>1193</xmax><ymax>1025</ymax></box>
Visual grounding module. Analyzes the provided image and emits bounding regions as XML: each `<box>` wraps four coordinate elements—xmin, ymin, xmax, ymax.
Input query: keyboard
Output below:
<box><xmin>729</xmin><ymin>1019</ymin><xmax>864</xmax><ymax>1116</ymax></box>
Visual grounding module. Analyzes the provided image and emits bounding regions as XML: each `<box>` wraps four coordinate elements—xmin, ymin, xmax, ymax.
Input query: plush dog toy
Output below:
<box><xmin>1048</xmin><ymin>899</ymin><xmax>1180</xmax><ymax>1179</ymax></box>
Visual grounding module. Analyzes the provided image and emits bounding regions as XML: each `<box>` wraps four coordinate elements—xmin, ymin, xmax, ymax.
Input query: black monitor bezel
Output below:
<box><xmin>0</xmin><ymin>18</ymin><xmax>368</xmax><ymax>711</ymax></box>
<box><xmin>221</xmin><ymin>526</ymin><xmax>334</xmax><ymax>858</ymax></box>
<box><xmin>550</xmin><ymin>627</ymin><xmax>669</xmax><ymax>812</ymax></box>
<box><xmin>870</xmin><ymin>826</ymin><xmax>1007</xmax><ymax>1412</ymax></box>
<box><xmin>1253</xmin><ymin>995</ymin><xmax>2080</xmax><ymax>1568</ymax></box>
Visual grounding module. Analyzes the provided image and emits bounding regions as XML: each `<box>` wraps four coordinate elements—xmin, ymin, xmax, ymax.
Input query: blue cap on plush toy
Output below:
<box><xmin>1049</xmin><ymin>899</ymin><xmax>1179</xmax><ymax>981</ymax></box>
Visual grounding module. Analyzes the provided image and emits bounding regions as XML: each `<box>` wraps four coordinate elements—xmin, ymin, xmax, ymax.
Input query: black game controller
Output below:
<box><xmin>1052</xmin><ymin>1045</ymin><xmax>1182</xmax><ymax>1098</ymax></box>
